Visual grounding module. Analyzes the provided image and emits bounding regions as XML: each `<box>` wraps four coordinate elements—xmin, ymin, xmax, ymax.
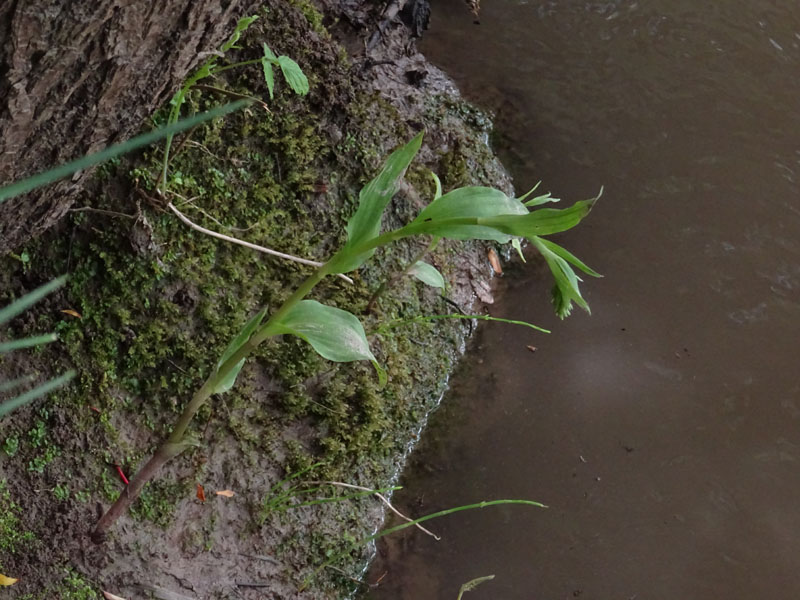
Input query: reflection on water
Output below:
<box><xmin>366</xmin><ymin>0</ymin><xmax>800</xmax><ymax>598</ymax></box>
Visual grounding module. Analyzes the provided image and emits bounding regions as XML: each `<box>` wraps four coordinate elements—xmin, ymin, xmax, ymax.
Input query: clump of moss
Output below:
<box><xmin>0</xmin><ymin>479</ymin><xmax>35</xmax><ymax>559</ymax></box>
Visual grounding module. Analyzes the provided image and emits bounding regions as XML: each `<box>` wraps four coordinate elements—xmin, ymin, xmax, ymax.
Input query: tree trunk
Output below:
<box><xmin>0</xmin><ymin>0</ymin><xmax>260</xmax><ymax>253</ymax></box>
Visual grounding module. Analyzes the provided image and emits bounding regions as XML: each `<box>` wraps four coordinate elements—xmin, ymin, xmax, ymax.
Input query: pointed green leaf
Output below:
<box><xmin>0</xmin><ymin>101</ymin><xmax>249</xmax><ymax>203</ymax></box>
<box><xmin>524</xmin><ymin>192</ymin><xmax>560</xmax><ymax>207</ymax></box>
<box><xmin>0</xmin><ymin>370</ymin><xmax>75</xmax><ymax>418</ymax></box>
<box><xmin>511</xmin><ymin>238</ymin><xmax>526</xmax><ymax>263</ymax></box>
<box><xmin>0</xmin><ymin>333</ymin><xmax>58</xmax><ymax>354</ymax></box>
<box><xmin>0</xmin><ymin>276</ymin><xmax>67</xmax><ymax>325</ymax></box>
<box><xmin>335</xmin><ymin>133</ymin><xmax>424</xmax><ymax>273</ymax></box>
<box><xmin>516</xmin><ymin>181</ymin><xmax>541</xmax><ymax>203</ymax></box>
<box><xmin>277</xmin><ymin>55</ymin><xmax>309</xmax><ymax>96</ymax></box>
<box><xmin>271</xmin><ymin>300</ymin><xmax>386</xmax><ymax>385</ymax></box>
<box><xmin>534</xmin><ymin>237</ymin><xmax>601</xmax><ymax>278</ymax></box>
<box><xmin>531</xmin><ymin>237</ymin><xmax>590</xmax><ymax>319</ymax></box>
<box><xmin>221</xmin><ymin>15</ymin><xmax>259</xmax><ymax>52</ymax></box>
<box><xmin>408</xmin><ymin>261</ymin><xmax>445</xmax><ymax>289</ymax></box>
<box><xmin>212</xmin><ymin>308</ymin><xmax>267</xmax><ymax>395</ymax></box>
<box><xmin>430</xmin><ymin>171</ymin><xmax>442</xmax><ymax>200</ymax></box>
<box><xmin>410</xmin><ymin>186</ymin><xmax>528</xmax><ymax>242</ymax></box>
<box><xmin>262</xmin><ymin>43</ymin><xmax>277</xmax><ymax>61</ymax></box>
<box><xmin>262</xmin><ymin>44</ymin><xmax>276</xmax><ymax>100</ymax></box>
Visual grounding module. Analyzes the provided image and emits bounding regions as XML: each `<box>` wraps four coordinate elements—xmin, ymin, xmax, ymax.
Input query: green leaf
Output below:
<box><xmin>262</xmin><ymin>44</ymin><xmax>276</xmax><ymax>100</ymax></box>
<box><xmin>534</xmin><ymin>237</ymin><xmax>602</xmax><ymax>278</ymax></box>
<box><xmin>410</xmin><ymin>186</ymin><xmax>528</xmax><ymax>242</ymax></box>
<box><xmin>0</xmin><ymin>333</ymin><xmax>58</xmax><ymax>354</ymax></box>
<box><xmin>531</xmin><ymin>237</ymin><xmax>590</xmax><ymax>319</ymax></box>
<box><xmin>335</xmin><ymin>133</ymin><xmax>424</xmax><ymax>273</ymax></box>
<box><xmin>516</xmin><ymin>181</ymin><xmax>541</xmax><ymax>203</ymax></box>
<box><xmin>524</xmin><ymin>192</ymin><xmax>560</xmax><ymax>207</ymax></box>
<box><xmin>430</xmin><ymin>171</ymin><xmax>442</xmax><ymax>200</ymax></box>
<box><xmin>0</xmin><ymin>276</ymin><xmax>67</xmax><ymax>325</ymax></box>
<box><xmin>221</xmin><ymin>15</ymin><xmax>259</xmax><ymax>52</ymax></box>
<box><xmin>0</xmin><ymin>370</ymin><xmax>75</xmax><ymax>419</ymax></box>
<box><xmin>0</xmin><ymin>101</ymin><xmax>249</xmax><ymax>203</ymax></box>
<box><xmin>211</xmin><ymin>308</ymin><xmax>267</xmax><ymax>395</ymax></box>
<box><xmin>457</xmin><ymin>575</ymin><xmax>496</xmax><ymax>600</ymax></box>
<box><xmin>511</xmin><ymin>238</ymin><xmax>526</xmax><ymax>262</ymax></box>
<box><xmin>476</xmin><ymin>198</ymin><xmax>596</xmax><ymax>239</ymax></box>
<box><xmin>271</xmin><ymin>300</ymin><xmax>386</xmax><ymax>386</ymax></box>
<box><xmin>408</xmin><ymin>261</ymin><xmax>445</xmax><ymax>289</ymax></box>
<box><xmin>277</xmin><ymin>55</ymin><xmax>309</xmax><ymax>96</ymax></box>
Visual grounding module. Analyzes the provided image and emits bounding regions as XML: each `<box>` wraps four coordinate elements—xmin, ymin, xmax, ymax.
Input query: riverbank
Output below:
<box><xmin>0</xmin><ymin>2</ymin><xmax>514</xmax><ymax>597</ymax></box>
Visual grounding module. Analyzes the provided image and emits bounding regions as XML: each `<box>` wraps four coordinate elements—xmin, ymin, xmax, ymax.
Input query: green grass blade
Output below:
<box><xmin>0</xmin><ymin>100</ymin><xmax>249</xmax><ymax>203</ymax></box>
<box><xmin>0</xmin><ymin>276</ymin><xmax>67</xmax><ymax>325</ymax></box>
<box><xmin>0</xmin><ymin>375</ymin><xmax>36</xmax><ymax>394</ymax></box>
<box><xmin>303</xmin><ymin>499</ymin><xmax>546</xmax><ymax>589</ymax></box>
<box><xmin>377</xmin><ymin>313</ymin><xmax>550</xmax><ymax>335</ymax></box>
<box><xmin>457</xmin><ymin>575</ymin><xmax>495</xmax><ymax>600</ymax></box>
<box><xmin>0</xmin><ymin>333</ymin><xmax>58</xmax><ymax>354</ymax></box>
<box><xmin>0</xmin><ymin>370</ymin><xmax>75</xmax><ymax>418</ymax></box>
<box><xmin>535</xmin><ymin>237</ymin><xmax>602</xmax><ymax>278</ymax></box>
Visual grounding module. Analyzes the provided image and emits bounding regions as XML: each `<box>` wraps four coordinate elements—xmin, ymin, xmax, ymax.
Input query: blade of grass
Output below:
<box><xmin>0</xmin><ymin>100</ymin><xmax>250</xmax><ymax>203</ymax></box>
<box><xmin>0</xmin><ymin>375</ymin><xmax>36</xmax><ymax>394</ymax></box>
<box><xmin>302</xmin><ymin>499</ymin><xmax>546</xmax><ymax>590</ymax></box>
<box><xmin>0</xmin><ymin>276</ymin><xmax>67</xmax><ymax>325</ymax></box>
<box><xmin>0</xmin><ymin>333</ymin><xmax>58</xmax><ymax>354</ymax></box>
<box><xmin>376</xmin><ymin>313</ymin><xmax>550</xmax><ymax>335</ymax></box>
<box><xmin>0</xmin><ymin>370</ymin><xmax>75</xmax><ymax>418</ymax></box>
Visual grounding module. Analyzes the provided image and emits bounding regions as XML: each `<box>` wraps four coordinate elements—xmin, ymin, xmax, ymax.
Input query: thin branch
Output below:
<box><xmin>167</xmin><ymin>202</ymin><xmax>354</xmax><ymax>284</ymax></box>
<box><xmin>194</xmin><ymin>84</ymin><xmax>270</xmax><ymax>111</ymax></box>
<box><xmin>309</xmin><ymin>480</ymin><xmax>440</xmax><ymax>540</ymax></box>
<box><xmin>172</xmin><ymin>192</ymin><xmax>258</xmax><ymax>233</ymax></box>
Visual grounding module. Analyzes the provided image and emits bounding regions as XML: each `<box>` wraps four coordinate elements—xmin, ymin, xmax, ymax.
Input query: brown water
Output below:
<box><xmin>365</xmin><ymin>1</ymin><xmax>800</xmax><ymax>599</ymax></box>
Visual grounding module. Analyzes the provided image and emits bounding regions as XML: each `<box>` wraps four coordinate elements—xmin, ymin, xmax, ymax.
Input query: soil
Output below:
<box><xmin>0</xmin><ymin>1</ymin><xmax>513</xmax><ymax>598</ymax></box>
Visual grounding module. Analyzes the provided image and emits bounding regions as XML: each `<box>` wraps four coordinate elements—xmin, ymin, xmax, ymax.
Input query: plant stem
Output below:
<box><xmin>90</xmin><ymin>217</ymin><xmax>488</xmax><ymax>540</ymax></box>
<box><xmin>92</xmin><ymin>260</ymin><xmax>334</xmax><ymax>541</ymax></box>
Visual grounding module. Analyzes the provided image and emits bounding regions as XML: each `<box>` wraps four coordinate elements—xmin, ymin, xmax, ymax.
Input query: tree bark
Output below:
<box><xmin>0</xmin><ymin>0</ymin><xmax>260</xmax><ymax>253</ymax></box>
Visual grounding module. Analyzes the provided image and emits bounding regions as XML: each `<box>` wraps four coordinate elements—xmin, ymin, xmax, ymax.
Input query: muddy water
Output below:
<box><xmin>366</xmin><ymin>1</ymin><xmax>800</xmax><ymax>599</ymax></box>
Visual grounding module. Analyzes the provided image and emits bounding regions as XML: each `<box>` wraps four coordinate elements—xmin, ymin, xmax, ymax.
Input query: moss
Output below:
<box><xmin>44</xmin><ymin>569</ymin><xmax>98</xmax><ymax>600</ymax></box>
<box><xmin>130</xmin><ymin>479</ymin><xmax>187</xmax><ymax>527</ymax></box>
<box><xmin>0</xmin><ymin>479</ymin><xmax>35</xmax><ymax>560</ymax></box>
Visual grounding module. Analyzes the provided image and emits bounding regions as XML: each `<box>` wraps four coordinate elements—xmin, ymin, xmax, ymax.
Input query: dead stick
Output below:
<box><xmin>167</xmin><ymin>202</ymin><xmax>354</xmax><ymax>284</ymax></box>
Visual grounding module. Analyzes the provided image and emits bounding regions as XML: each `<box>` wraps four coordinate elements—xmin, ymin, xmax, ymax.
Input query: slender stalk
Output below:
<box><xmin>91</xmin><ymin>216</ymin><xmax>495</xmax><ymax>541</ymax></box>
<box><xmin>212</xmin><ymin>59</ymin><xmax>264</xmax><ymax>74</ymax></box>
<box><xmin>92</xmin><ymin>258</ymin><xmax>334</xmax><ymax>541</ymax></box>
<box><xmin>302</xmin><ymin>499</ymin><xmax>546</xmax><ymax>590</ymax></box>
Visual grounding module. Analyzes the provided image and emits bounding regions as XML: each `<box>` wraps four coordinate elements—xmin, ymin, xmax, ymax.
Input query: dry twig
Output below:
<box><xmin>167</xmin><ymin>202</ymin><xmax>354</xmax><ymax>284</ymax></box>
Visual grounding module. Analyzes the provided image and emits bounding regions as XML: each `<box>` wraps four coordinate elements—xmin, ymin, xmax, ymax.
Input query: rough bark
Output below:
<box><xmin>0</xmin><ymin>0</ymin><xmax>260</xmax><ymax>253</ymax></box>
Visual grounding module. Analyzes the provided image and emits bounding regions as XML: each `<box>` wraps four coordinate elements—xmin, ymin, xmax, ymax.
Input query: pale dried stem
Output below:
<box><xmin>167</xmin><ymin>202</ymin><xmax>354</xmax><ymax>284</ymax></box>
<box><xmin>311</xmin><ymin>480</ymin><xmax>441</xmax><ymax>540</ymax></box>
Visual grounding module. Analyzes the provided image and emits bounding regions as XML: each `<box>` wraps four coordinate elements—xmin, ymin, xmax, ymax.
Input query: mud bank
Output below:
<box><xmin>0</xmin><ymin>2</ymin><xmax>512</xmax><ymax>598</ymax></box>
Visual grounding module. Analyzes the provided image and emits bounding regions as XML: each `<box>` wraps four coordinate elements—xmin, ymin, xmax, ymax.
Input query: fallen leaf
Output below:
<box><xmin>216</xmin><ymin>489</ymin><xmax>235</xmax><ymax>498</ymax></box>
<box><xmin>60</xmin><ymin>309</ymin><xmax>82</xmax><ymax>318</ymax></box>
<box><xmin>196</xmin><ymin>484</ymin><xmax>206</xmax><ymax>502</ymax></box>
<box><xmin>103</xmin><ymin>592</ymin><xmax>127</xmax><ymax>600</ymax></box>
<box><xmin>487</xmin><ymin>248</ymin><xmax>502</xmax><ymax>274</ymax></box>
<box><xmin>0</xmin><ymin>574</ymin><xmax>18</xmax><ymax>586</ymax></box>
<box><xmin>526</xmin><ymin>345</ymin><xmax>537</xmax><ymax>353</ymax></box>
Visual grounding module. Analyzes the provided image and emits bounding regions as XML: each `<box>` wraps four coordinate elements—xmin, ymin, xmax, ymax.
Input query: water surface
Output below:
<box><xmin>367</xmin><ymin>1</ymin><xmax>800</xmax><ymax>598</ymax></box>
